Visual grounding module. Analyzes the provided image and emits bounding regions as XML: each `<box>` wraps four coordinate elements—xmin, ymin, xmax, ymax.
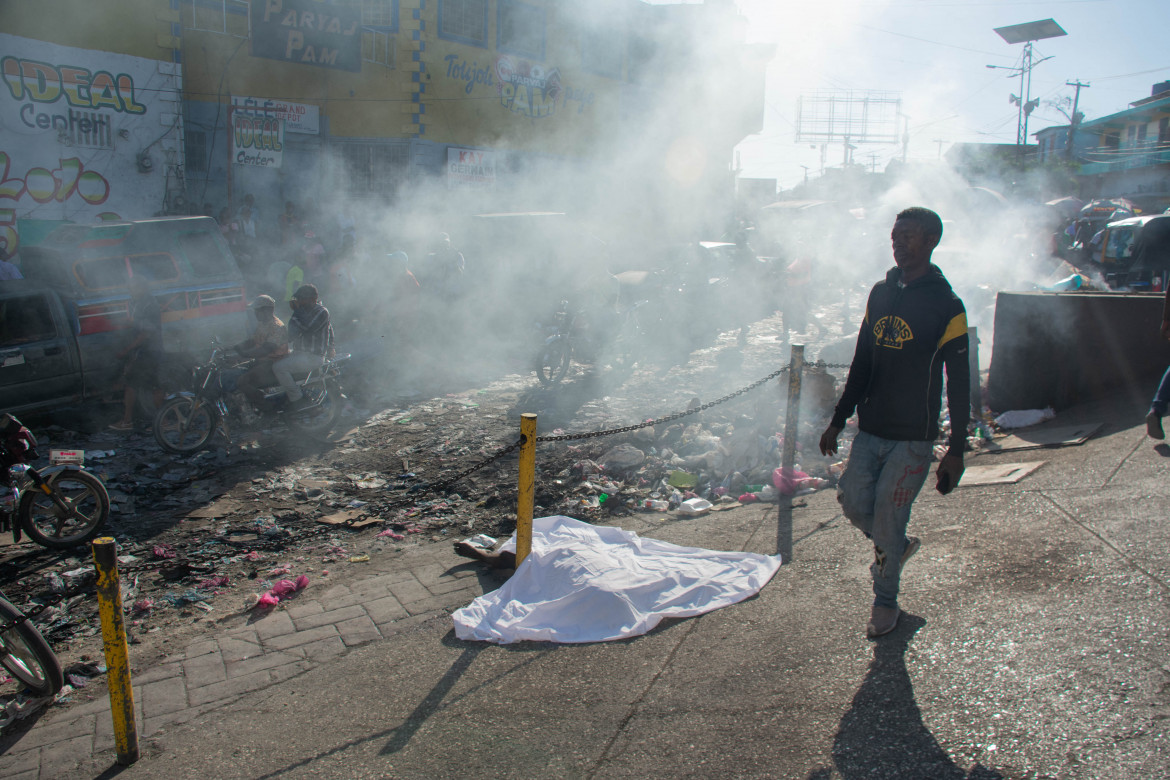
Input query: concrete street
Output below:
<box><xmin>2</xmin><ymin>394</ymin><xmax>1168</xmax><ymax>779</ymax></box>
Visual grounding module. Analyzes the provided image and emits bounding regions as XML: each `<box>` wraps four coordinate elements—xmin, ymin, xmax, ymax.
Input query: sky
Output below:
<box><xmin>654</xmin><ymin>0</ymin><xmax>1170</xmax><ymax>190</ymax></box>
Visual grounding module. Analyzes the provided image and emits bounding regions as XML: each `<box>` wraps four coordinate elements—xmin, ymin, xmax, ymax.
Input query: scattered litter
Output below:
<box><xmin>251</xmin><ymin>574</ymin><xmax>309</xmax><ymax>609</ymax></box>
<box><xmin>678</xmin><ymin>498</ymin><xmax>713</xmax><ymax>515</ymax></box>
<box><xmin>151</xmin><ymin>544</ymin><xmax>177</xmax><ymax>560</ymax></box>
<box><xmin>994</xmin><ymin>407</ymin><xmax>1056</xmax><ymax>429</ymax></box>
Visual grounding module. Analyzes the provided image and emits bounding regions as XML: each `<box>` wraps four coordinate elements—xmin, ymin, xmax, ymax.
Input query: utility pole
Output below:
<box><xmin>934</xmin><ymin>138</ymin><xmax>946</xmax><ymax>159</ymax></box>
<box><xmin>1065</xmin><ymin>79</ymin><xmax>1090</xmax><ymax>159</ymax></box>
<box><xmin>901</xmin><ymin>114</ymin><xmax>910</xmax><ymax>163</ymax></box>
<box><xmin>799</xmin><ymin>165</ymin><xmax>809</xmax><ymax>184</ymax></box>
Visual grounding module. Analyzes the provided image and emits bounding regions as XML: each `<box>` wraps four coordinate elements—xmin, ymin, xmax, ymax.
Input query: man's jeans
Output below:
<box><xmin>272</xmin><ymin>352</ymin><xmax>323</xmax><ymax>402</ymax></box>
<box><xmin>837</xmin><ymin>431</ymin><xmax>932</xmax><ymax>609</ymax></box>
<box><xmin>1151</xmin><ymin>365</ymin><xmax>1170</xmax><ymax>416</ymax></box>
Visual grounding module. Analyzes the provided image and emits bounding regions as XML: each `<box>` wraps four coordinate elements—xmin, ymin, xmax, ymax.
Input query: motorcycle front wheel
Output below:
<box><xmin>0</xmin><ymin>595</ymin><xmax>64</xmax><ymax>697</ymax></box>
<box><xmin>19</xmin><ymin>468</ymin><xmax>110</xmax><ymax>549</ymax></box>
<box><xmin>285</xmin><ymin>381</ymin><xmax>340</xmax><ymax>437</ymax></box>
<box><xmin>153</xmin><ymin>396</ymin><xmax>219</xmax><ymax>454</ymax></box>
<box><xmin>536</xmin><ymin>338</ymin><xmax>572</xmax><ymax>386</ymax></box>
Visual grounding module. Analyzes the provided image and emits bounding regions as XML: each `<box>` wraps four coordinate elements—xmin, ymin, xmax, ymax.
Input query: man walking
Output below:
<box><xmin>819</xmin><ymin>207</ymin><xmax>969</xmax><ymax>638</ymax></box>
<box><xmin>273</xmin><ymin>284</ymin><xmax>333</xmax><ymax>411</ymax></box>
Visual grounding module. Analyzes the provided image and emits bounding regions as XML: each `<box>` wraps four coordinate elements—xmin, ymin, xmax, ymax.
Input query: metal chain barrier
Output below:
<box><xmin>535</xmin><ymin>366</ymin><xmax>790</xmax><ymax>444</ymax></box>
<box><xmin>7</xmin><ymin>359</ymin><xmax>855</xmax><ymax>594</ymax></box>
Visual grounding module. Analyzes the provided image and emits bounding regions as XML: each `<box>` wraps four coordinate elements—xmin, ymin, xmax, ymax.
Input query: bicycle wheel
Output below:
<box><xmin>536</xmin><ymin>338</ymin><xmax>572</xmax><ymax>386</ymax></box>
<box><xmin>153</xmin><ymin>396</ymin><xmax>218</xmax><ymax>454</ymax></box>
<box><xmin>19</xmin><ymin>468</ymin><xmax>110</xmax><ymax>549</ymax></box>
<box><xmin>285</xmin><ymin>381</ymin><xmax>340</xmax><ymax>437</ymax></box>
<box><xmin>0</xmin><ymin>595</ymin><xmax>63</xmax><ymax>697</ymax></box>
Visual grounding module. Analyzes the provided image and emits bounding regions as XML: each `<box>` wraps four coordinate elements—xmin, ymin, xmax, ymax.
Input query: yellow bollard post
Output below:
<box><xmin>92</xmin><ymin>537</ymin><xmax>139</xmax><ymax>765</ymax></box>
<box><xmin>781</xmin><ymin>345</ymin><xmax>805</xmax><ymax>475</ymax></box>
<box><xmin>516</xmin><ymin>413</ymin><xmax>537</xmax><ymax>565</ymax></box>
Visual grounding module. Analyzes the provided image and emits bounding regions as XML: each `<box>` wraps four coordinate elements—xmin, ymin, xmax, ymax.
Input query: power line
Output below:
<box><xmin>855</xmin><ymin>23</ymin><xmax>1014</xmax><ymax>58</ymax></box>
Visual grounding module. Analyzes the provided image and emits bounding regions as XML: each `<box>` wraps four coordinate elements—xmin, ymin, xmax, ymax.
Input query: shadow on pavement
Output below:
<box><xmin>825</xmin><ymin>614</ymin><xmax>1004</xmax><ymax>780</ymax></box>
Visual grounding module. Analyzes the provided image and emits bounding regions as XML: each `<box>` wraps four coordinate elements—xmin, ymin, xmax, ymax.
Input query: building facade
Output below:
<box><xmin>178</xmin><ymin>0</ymin><xmax>769</xmax><ymax>236</ymax></box>
<box><xmin>1074</xmin><ymin>82</ymin><xmax>1170</xmax><ymax>207</ymax></box>
<box><xmin>1035</xmin><ymin>81</ymin><xmax>1170</xmax><ymax>210</ymax></box>
<box><xmin>2</xmin><ymin>0</ymin><xmax>770</xmax><ymax>250</ymax></box>
<box><xmin>0</xmin><ymin>0</ymin><xmax>186</xmax><ymax>257</ymax></box>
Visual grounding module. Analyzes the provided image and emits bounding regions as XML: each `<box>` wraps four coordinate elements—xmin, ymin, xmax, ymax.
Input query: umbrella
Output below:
<box><xmin>1045</xmin><ymin>196</ymin><xmax>1084</xmax><ymax>218</ymax></box>
<box><xmin>1079</xmin><ymin>198</ymin><xmax>1136</xmax><ymax>219</ymax></box>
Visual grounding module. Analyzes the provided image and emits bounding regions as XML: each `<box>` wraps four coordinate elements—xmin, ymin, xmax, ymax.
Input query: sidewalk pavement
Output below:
<box><xmin>3</xmin><ymin>395</ymin><xmax>1169</xmax><ymax>779</ymax></box>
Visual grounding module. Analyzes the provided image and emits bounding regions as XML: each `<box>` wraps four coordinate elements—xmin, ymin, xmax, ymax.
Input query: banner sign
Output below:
<box><xmin>447</xmin><ymin>147</ymin><xmax>495</xmax><ymax>189</ymax></box>
<box><xmin>232</xmin><ymin>95</ymin><xmax>319</xmax><ymax>135</ymax></box>
<box><xmin>250</xmin><ymin>0</ymin><xmax>362</xmax><ymax>73</ymax></box>
<box><xmin>232</xmin><ymin>111</ymin><xmax>283</xmax><ymax>167</ymax></box>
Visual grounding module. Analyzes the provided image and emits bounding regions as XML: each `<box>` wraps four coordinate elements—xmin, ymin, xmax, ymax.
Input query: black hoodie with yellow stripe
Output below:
<box><xmin>830</xmin><ymin>264</ymin><xmax>970</xmax><ymax>456</ymax></box>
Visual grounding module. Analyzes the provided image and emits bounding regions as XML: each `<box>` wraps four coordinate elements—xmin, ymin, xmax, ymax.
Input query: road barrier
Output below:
<box><xmin>513</xmin><ymin>344</ymin><xmax>849</xmax><ymax>556</ymax></box>
<box><xmin>92</xmin><ymin>537</ymin><xmax>139</xmax><ymax>765</ymax></box>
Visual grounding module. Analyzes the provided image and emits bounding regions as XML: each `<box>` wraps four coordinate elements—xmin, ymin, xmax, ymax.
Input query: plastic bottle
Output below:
<box><xmin>644</xmin><ymin>499</ymin><xmax>668</xmax><ymax>511</ymax></box>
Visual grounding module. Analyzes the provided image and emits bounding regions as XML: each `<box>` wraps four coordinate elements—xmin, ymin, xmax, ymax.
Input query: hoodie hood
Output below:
<box><xmin>884</xmin><ymin>263</ymin><xmax>953</xmax><ymax>290</ymax></box>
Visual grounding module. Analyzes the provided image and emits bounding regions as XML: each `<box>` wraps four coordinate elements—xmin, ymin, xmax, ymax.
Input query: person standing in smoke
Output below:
<box><xmin>110</xmin><ymin>278</ymin><xmax>165</xmax><ymax>431</ymax></box>
<box><xmin>819</xmin><ymin>207</ymin><xmax>969</xmax><ymax>638</ymax></box>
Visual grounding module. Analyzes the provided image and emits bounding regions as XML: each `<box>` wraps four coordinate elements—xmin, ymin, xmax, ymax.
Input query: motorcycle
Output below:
<box><xmin>0</xmin><ymin>592</ymin><xmax>63</xmax><ymax>698</ymax></box>
<box><xmin>533</xmin><ymin>291</ymin><xmax>654</xmax><ymax>386</ymax></box>
<box><xmin>152</xmin><ymin>339</ymin><xmax>351</xmax><ymax>454</ymax></box>
<box><xmin>0</xmin><ymin>414</ymin><xmax>109</xmax><ymax>550</ymax></box>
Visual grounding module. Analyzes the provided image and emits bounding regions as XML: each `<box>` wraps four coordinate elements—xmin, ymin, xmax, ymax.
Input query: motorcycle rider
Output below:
<box><xmin>233</xmin><ymin>294</ymin><xmax>290</xmax><ymax>407</ymax></box>
<box><xmin>273</xmin><ymin>284</ymin><xmax>334</xmax><ymax>411</ymax></box>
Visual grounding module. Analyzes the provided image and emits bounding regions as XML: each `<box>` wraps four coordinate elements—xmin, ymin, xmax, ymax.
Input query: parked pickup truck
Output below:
<box><xmin>0</xmin><ymin>216</ymin><xmax>249</xmax><ymax>416</ymax></box>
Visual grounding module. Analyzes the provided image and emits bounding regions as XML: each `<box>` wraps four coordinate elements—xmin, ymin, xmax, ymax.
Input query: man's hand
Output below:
<box><xmin>936</xmin><ymin>453</ymin><xmax>964</xmax><ymax>495</ymax></box>
<box><xmin>819</xmin><ymin>425</ymin><xmax>842</xmax><ymax>456</ymax></box>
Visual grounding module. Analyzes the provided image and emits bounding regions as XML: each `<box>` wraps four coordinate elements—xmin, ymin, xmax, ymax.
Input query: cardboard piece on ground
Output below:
<box><xmin>187</xmin><ymin>498</ymin><xmax>241</xmax><ymax>519</ymax></box>
<box><xmin>994</xmin><ymin>422</ymin><xmax>1102</xmax><ymax>451</ymax></box>
<box><xmin>317</xmin><ymin>509</ymin><xmax>381</xmax><ymax>528</ymax></box>
<box><xmin>959</xmin><ymin>461</ymin><xmax>1045</xmax><ymax>486</ymax></box>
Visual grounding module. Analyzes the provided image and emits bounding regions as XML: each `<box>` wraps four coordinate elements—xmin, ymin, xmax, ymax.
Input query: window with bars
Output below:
<box><xmin>362</xmin><ymin>0</ymin><xmax>396</xmax><ymax>27</ymax></box>
<box><xmin>438</xmin><ymin>0</ymin><xmax>487</xmax><ymax>47</ymax></box>
<box><xmin>362</xmin><ymin>29</ymin><xmax>395</xmax><ymax>66</ymax></box>
<box><xmin>361</xmin><ymin>0</ymin><xmax>398</xmax><ymax>67</ymax></box>
<box><xmin>497</xmin><ymin>0</ymin><xmax>545</xmax><ymax>60</ymax></box>
<box><xmin>185</xmin><ymin>129</ymin><xmax>207</xmax><ymax>173</ymax></box>
<box><xmin>338</xmin><ymin>143</ymin><xmax>411</xmax><ymax>196</ymax></box>
<box><xmin>189</xmin><ymin>0</ymin><xmax>249</xmax><ymax>37</ymax></box>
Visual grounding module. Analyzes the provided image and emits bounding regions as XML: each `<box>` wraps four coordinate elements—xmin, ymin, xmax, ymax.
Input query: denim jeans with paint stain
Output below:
<box><xmin>837</xmin><ymin>431</ymin><xmax>932</xmax><ymax>609</ymax></box>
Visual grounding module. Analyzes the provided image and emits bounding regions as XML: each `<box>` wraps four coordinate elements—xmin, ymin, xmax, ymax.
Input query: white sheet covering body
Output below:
<box><xmin>452</xmin><ymin>515</ymin><xmax>782</xmax><ymax>644</ymax></box>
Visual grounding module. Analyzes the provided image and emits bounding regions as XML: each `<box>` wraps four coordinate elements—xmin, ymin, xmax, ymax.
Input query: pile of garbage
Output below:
<box><xmin>534</xmin><ymin>411</ymin><xmax>847</xmax><ymax>519</ymax></box>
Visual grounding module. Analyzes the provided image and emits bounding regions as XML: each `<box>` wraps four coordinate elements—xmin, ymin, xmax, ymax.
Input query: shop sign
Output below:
<box><xmin>232</xmin><ymin>95</ymin><xmax>319</xmax><ymax>135</ymax></box>
<box><xmin>447</xmin><ymin>147</ymin><xmax>495</xmax><ymax>189</ymax></box>
<box><xmin>251</xmin><ymin>0</ymin><xmax>361</xmax><ymax>73</ymax></box>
